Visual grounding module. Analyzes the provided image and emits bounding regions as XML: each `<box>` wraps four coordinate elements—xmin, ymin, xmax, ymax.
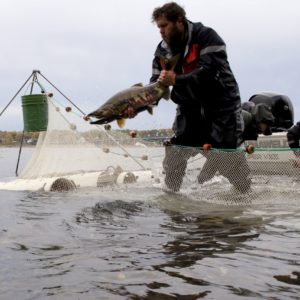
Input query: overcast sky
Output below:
<box><xmin>0</xmin><ymin>0</ymin><xmax>299</xmax><ymax>131</ymax></box>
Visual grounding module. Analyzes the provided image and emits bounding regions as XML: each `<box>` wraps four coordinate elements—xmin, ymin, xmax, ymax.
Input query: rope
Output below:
<box><xmin>49</xmin><ymin>97</ymin><xmax>148</xmax><ymax>170</ymax></box>
<box><xmin>38</xmin><ymin>72</ymin><xmax>86</xmax><ymax>115</ymax></box>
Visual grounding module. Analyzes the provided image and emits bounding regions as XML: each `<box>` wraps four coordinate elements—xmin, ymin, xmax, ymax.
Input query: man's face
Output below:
<box><xmin>155</xmin><ymin>16</ymin><xmax>184</xmax><ymax>46</ymax></box>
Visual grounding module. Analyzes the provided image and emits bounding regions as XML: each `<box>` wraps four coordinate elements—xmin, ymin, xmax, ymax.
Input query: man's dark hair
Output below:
<box><xmin>152</xmin><ymin>2</ymin><xmax>187</xmax><ymax>23</ymax></box>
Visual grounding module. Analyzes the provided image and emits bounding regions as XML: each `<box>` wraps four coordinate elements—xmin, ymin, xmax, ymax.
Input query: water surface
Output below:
<box><xmin>1</xmin><ymin>148</ymin><xmax>300</xmax><ymax>300</ymax></box>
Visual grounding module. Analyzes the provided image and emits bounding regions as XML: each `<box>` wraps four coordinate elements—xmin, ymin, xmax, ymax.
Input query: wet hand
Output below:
<box><xmin>143</xmin><ymin>94</ymin><xmax>156</xmax><ymax>104</ymax></box>
<box><xmin>122</xmin><ymin>106</ymin><xmax>137</xmax><ymax>119</ymax></box>
<box><xmin>158</xmin><ymin>70</ymin><xmax>176</xmax><ymax>86</ymax></box>
<box><xmin>121</xmin><ymin>94</ymin><xmax>156</xmax><ymax>119</ymax></box>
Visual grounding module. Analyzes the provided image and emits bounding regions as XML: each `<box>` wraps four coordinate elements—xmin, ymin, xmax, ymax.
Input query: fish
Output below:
<box><xmin>88</xmin><ymin>82</ymin><xmax>169</xmax><ymax>128</ymax></box>
<box><xmin>87</xmin><ymin>55</ymin><xmax>179</xmax><ymax>128</ymax></box>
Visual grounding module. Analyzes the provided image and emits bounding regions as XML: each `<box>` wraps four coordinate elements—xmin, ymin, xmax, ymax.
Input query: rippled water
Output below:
<box><xmin>1</xmin><ymin>148</ymin><xmax>300</xmax><ymax>300</ymax></box>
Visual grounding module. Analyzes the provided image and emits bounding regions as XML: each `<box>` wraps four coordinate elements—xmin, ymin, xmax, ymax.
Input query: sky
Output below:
<box><xmin>0</xmin><ymin>0</ymin><xmax>299</xmax><ymax>131</ymax></box>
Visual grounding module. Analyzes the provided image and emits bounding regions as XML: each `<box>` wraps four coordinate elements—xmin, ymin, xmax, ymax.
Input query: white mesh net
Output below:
<box><xmin>15</xmin><ymin>94</ymin><xmax>164</xmax><ymax>191</ymax></box>
<box><xmin>20</xmin><ymin>97</ymin><xmax>157</xmax><ymax>178</ymax></box>
<box><xmin>159</xmin><ymin>144</ymin><xmax>300</xmax><ymax>205</ymax></box>
<box><xmin>1</xmin><ymin>89</ymin><xmax>300</xmax><ymax>205</ymax></box>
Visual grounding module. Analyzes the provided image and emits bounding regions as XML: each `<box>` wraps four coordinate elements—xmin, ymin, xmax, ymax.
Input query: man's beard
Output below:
<box><xmin>166</xmin><ymin>28</ymin><xmax>185</xmax><ymax>54</ymax></box>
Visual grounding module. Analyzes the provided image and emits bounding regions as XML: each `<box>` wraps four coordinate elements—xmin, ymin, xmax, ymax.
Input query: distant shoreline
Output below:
<box><xmin>0</xmin><ymin>144</ymin><xmax>35</xmax><ymax>148</ymax></box>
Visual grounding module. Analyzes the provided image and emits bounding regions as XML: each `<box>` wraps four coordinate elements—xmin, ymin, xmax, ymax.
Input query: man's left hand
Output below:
<box><xmin>122</xmin><ymin>106</ymin><xmax>137</xmax><ymax>119</ymax></box>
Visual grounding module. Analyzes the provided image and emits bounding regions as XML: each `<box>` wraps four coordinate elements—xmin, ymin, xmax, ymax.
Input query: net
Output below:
<box><xmin>1</xmin><ymin>80</ymin><xmax>300</xmax><ymax>205</ymax></box>
<box><xmin>158</xmin><ymin>143</ymin><xmax>300</xmax><ymax>206</ymax></box>
<box><xmin>18</xmin><ymin>94</ymin><xmax>162</xmax><ymax>189</ymax></box>
<box><xmin>19</xmin><ymin>93</ymin><xmax>300</xmax><ymax>203</ymax></box>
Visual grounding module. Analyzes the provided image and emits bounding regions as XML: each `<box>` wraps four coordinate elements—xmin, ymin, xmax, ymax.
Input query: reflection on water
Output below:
<box><xmin>1</xmin><ymin>187</ymin><xmax>300</xmax><ymax>299</ymax></box>
<box><xmin>1</xmin><ymin>149</ymin><xmax>300</xmax><ymax>299</ymax></box>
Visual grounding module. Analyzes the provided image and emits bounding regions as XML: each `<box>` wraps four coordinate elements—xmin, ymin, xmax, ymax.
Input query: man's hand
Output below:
<box><xmin>122</xmin><ymin>106</ymin><xmax>137</xmax><ymax>119</ymax></box>
<box><xmin>121</xmin><ymin>94</ymin><xmax>157</xmax><ymax>119</ymax></box>
<box><xmin>158</xmin><ymin>70</ymin><xmax>176</xmax><ymax>86</ymax></box>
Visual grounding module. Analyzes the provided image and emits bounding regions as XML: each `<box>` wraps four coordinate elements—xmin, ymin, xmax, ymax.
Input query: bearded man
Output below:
<box><xmin>150</xmin><ymin>2</ymin><xmax>251</xmax><ymax>192</ymax></box>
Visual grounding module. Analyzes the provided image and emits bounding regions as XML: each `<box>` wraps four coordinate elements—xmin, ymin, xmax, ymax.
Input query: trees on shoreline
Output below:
<box><xmin>0</xmin><ymin>131</ymin><xmax>39</xmax><ymax>146</ymax></box>
<box><xmin>0</xmin><ymin>129</ymin><xmax>172</xmax><ymax>146</ymax></box>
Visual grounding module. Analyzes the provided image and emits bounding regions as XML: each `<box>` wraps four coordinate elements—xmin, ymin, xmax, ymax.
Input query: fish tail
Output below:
<box><xmin>159</xmin><ymin>54</ymin><xmax>180</xmax><ymax>71</ymax></box>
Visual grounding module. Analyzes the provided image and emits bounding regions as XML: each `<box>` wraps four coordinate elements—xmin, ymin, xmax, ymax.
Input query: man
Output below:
<box><xmin>287</xmin><ymin>122</ymin><xmax>300</xmax><ymax>149</ymax></box>
<box><xmin>248</xmin><ymin>92</ymin><xmax>294</xmax><ymax>132</ymax></box>
<box><xmin>150</xmin><ymin>2</ymin><xmax>249</xmax><ymax>192</ymax></box>
<box><xmin>241</xmin><ymin>102</ymin><xmax>275</xmax><ymax>140</ymax></box>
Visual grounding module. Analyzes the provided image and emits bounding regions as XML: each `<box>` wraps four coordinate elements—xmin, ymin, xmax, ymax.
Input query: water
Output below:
<box><xmin>1</xmin><ymin>148</ymin><xmax>300</xmax><ymax>299</ymax></box>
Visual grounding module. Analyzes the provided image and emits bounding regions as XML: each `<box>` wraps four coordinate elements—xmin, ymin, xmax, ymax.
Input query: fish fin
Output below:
<box><xmin>117</xmin><ymin>118</ymin><xmax>126</xmax><ymax>128</ymax></box>
<box><xmin>159</xmin><ymin>54</ymin><xmax>180</xmax><ymax>71</ymax></box>
<box><xmin>90</xmin><ymin>119</ymin><xmax>103</xmax><ymax>125</ymax></box>
<box><xmin>146</xmin><ymin>106</ymin><xmax>153</xmax><ymax>115</ymax></box>
<box><xmin>159</xmin><ymin>56</ymin><xmax>167</xmax><ymax>70</ymax></box>
<box><xmin>169</xmin><ymin>54</ymin><xmax>180</xmax><ymax>71</ymax></box>
<box><xmin>162</xmin><ymin>87</ymin><xmax>171</xmax><ymax>100</ymax></box>
<box><xmin>132</xmin><ymin>83</ymin><xmax>143</xmax><ymax>87</ymax></box>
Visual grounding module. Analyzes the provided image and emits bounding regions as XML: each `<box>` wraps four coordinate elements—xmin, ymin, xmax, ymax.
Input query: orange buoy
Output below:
<box><xmin>129</xmin><ymin>130</ymin><xmax>137</xmax><ymax>138</ymax></box>
<box><xmin>245</xmin><ymin>144</ymin><xmax>255</xmax><ymax>154</ymax></box>
<box><xmin>203</xmin><ymin>144</ymin><xmax>212</xmax><ymax>151</ymax></box>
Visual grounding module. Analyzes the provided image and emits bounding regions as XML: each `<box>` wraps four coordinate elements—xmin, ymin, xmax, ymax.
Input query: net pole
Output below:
<box><xmin>15</xmin><ymin>131</ymin><xmax>25</xmax><ymax>176</ymax></box>
<box><xmin>0</xmin><ymin>72</ymin><xmax>34</xmax><ymax>117</ymax></box>
<box><xmin>15</xmin><ymin>71</ymin><xmax>41</xmax><ymax>177</ymax></box>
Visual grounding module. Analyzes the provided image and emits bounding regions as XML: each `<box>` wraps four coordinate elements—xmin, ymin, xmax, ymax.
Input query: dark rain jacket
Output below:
<box><xmin>248</xmin><ymin>92</ymin><xmax>294</xmax><ymax>131</ymax></box>
<box><xmin>151</xmin><ymin>21</ymin><xmax>243</xmax><ymax>148</ymax></box>
<box><xmin>287</xmin><ymin>121</ymin><xmax>300</xmax><ymax>149</ymax></box>
<box><xmin>242</xmin><ymin>103</ymin><xmax>275</xmax><ymax>141</ymax></box>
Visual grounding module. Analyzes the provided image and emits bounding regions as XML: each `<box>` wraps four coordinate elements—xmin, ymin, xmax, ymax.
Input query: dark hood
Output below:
<box><xmin>251</xmin><ymin>103</ymin><xmax>275</xmax><ymax>126</ymax></box>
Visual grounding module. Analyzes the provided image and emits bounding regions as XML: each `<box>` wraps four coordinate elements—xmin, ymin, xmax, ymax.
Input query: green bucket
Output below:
<box><xmin>21</xmin><ymin>94</ymin><xmax>48</xmax><ymax>132</ymax></box>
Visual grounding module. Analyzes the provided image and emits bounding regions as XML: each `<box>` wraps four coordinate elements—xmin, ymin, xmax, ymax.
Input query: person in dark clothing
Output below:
<box><xmin>287</xmin><ymin>122</ymin><xmax>300</xmax><ymax>150</ymax></box>
<box><xmin>241</xmin><ymin>102</ymin><xmax>275</xmax><ymax>140</ymax></box>
<box><xmin>287</xmin><ymin>121</ymin><xmax>300</xmax><ymax>164</ymax></box>
<box><xmin>150</xmin><ymin>2</ymin><xmax>249</xmax><ymax>192</ymax></box>
<box><xmin>197</xmin><ymin>103</ymin><xmax>275</xmax><ymax>191</ymax></box>
<box><xmin>248</xmin><ymin>92</ymin><xmax>294</xmax><ymax>132</ymax></box>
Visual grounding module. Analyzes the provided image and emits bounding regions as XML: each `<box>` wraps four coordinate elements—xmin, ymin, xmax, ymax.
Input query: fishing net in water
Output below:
<box><xmin>6</xmin><ymin>89</ymin><xmax>300</xmax><ymax>204</ymax></box>
<box><xmin>158</xmin><ymin>143</ymin><xmax>300</xmax><ymax>206</ymax></box>
<box><xmin>19</xmin><ymin>94</ymin><xmax>163</xmax><ymax>188</ymax></box>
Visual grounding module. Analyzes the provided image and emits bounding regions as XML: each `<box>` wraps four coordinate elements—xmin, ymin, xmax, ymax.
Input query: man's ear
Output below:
<box><xmin>176</xmin><ymin>18</ymin><xmax>185</xmax><ymax>30</ymax></box>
